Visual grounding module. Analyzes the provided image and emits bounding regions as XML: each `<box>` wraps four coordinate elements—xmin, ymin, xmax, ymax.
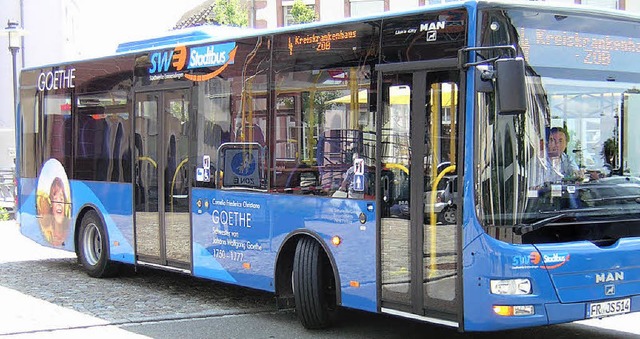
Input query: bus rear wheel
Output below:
<box><xmin>78</xmin><ymin>210</ymin><xmax>117</xmax><ymax>278</ymax></box>
<box><xmin>292</xmin><ymin>237</ymin><xmax>336</xmax><ymax>329</ymax></box>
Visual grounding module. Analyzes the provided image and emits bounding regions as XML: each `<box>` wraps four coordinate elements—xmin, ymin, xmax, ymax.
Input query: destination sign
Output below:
<box><xmin>520</xmin><ymin>27</ymin><xmax>640</xmax><ymax>72</ymax></box>
<box><xmin>287</xmin><ymin>30</ymin><xmax>357</xmax><ymax>55</ymax></box>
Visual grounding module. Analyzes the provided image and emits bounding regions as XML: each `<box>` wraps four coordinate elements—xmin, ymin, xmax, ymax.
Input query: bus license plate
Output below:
<box><xmin>587</xmin><ymin>298</ymin><xmax>631</xmax><ymax>318</ymax></box>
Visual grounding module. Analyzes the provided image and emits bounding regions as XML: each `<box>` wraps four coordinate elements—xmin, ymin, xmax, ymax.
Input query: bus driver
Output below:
<box><xmin>547</xmin><ymin>127</ymin><xmax>581</xmax><ymax>181</ymax></box>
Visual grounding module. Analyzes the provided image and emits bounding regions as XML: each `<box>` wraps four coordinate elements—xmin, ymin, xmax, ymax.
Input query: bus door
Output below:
<box><xmin>377</xmin><ymin>63</ymin><xmax>460</xmax><ymax>324</ymax></box>
<box><xmin>133</xmin><ymin>89</ymin><xmax>192</xmax><ymax>270</ymax></box>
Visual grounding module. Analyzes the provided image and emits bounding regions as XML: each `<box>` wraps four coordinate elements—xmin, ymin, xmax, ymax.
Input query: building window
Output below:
<box><xmin>581</xmin><ymin>0</ymin><xmax>619</xmax><ymax>9</ymax></box>
<box><xmin>350</xmin><ymin>0</ymin><xmax>385</xmax><ymax>17</ymax></box>
<box><xmin>541</xmin><ymin>0</ymin><xmax>576</xmax><ymax>4</ymax></box>
<box><xmin>390</xmin><ymin>0</ymin><xmax>419</xmax><ymax>12</ymax></box>
<box><xmin>428</xmin><ymin>0</ymin><xmax>462</xmax><ymax>4</ymax></box>
<box><xmin>283</xmin><ymin>3</ymin><xmax>316</xmax><ymax>26</ymax></box>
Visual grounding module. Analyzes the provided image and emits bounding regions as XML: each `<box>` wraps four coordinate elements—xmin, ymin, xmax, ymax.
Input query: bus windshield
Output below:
<box><xmin>476</xmin><ymin>8</ymin><xmax>640</xmax><ymax>244</ymax></box>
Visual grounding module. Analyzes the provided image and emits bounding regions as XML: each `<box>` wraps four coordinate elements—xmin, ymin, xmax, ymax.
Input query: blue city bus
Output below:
<box><xmin>16</xmin><ymin>0</ymin><xmax>640</xmax><ymax>331</ymax></box>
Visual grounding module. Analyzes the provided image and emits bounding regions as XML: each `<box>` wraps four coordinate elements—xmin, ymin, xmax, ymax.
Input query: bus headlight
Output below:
<box><xmin>490</xmin><ymin>279</ymin><xmax>531</xmax><ymax>295</ymax></box>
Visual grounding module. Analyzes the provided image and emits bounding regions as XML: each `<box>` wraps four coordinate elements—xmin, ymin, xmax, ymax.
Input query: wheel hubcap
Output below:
<box><xmin>82</xmin><ymin>223</ymin><xmax>101</xmax><ymax>266</ymax></box>
<box><xmin>444</xmin><ymin>207</ymin><xmax>456</xmax><ymax>224</ymax></box>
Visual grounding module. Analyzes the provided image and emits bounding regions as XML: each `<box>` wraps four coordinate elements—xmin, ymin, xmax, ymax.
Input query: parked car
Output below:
<box><xmin>424</xmin><ymin>175</ymin><xmax>457</xmax><ymax>224</ymax></box>
<box><xmin>382</xmin><ymin>164</ymin><xmax>458</xmax><ymax>225</ymax></box>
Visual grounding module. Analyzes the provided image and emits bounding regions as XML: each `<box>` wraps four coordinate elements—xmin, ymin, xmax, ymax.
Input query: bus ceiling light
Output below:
<box><xmin>493</xmin><ymin>305</ymin><xmax>535</xmax><ymax>316</ymax></box>
<box><xmin>490</xmin><ymin>278</ymin><xmax>531</xmax><ymax>295</ymax></box>
<box><xmin>331</xmin><ymin>236</ymin><xmax>342</xmax><ymax>246</ymax></box>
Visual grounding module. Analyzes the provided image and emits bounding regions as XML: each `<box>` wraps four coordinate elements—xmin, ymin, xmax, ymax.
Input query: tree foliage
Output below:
<box><xmin>290</xmin><ymin>0</ymin><xmax>317</xmax><ymax>24</ymax></box>
<box><xmin>602</xmin><ymin>137</ymin><xmax>618</xmax><ymax>165</ymax></box>
<box><xmin>209</xmin><ymin>0</ymin><xmax>249</xmax><ymax>27</ymax></box>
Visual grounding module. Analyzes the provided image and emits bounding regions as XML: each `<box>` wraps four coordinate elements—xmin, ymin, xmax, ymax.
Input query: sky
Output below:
<box><xmin>77</xmin><ymin>0</ymin><xmax>207</xmax><ymax>58</ymax></box>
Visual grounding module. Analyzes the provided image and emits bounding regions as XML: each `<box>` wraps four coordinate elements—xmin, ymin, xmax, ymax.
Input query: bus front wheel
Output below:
<box><xmin>292</xmin><ymin>237</ymin><xmax>336</xmax><ymax>329</ymax></box>
<box><xmin>78</xmin><ymin>210</ymin><xmax>117</xmax><ymax>278</ymax></box>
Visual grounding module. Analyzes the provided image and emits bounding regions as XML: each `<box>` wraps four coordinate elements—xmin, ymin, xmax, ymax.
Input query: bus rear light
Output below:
<box><xmin>493</xmin><ymin>305</ymin><xmax>535</xmax><ymax>316</ymax></box>
<box><xmin>490</xmin><ymin>278</ymin><xmax>531</xmax><ymax>295</ymax></box>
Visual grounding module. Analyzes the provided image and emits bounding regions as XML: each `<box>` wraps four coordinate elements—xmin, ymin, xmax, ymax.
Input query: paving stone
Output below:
<box><xmin>0</xmin><ymin>258</ymin><xmax>277</xmax><ymax>324</ymax></box>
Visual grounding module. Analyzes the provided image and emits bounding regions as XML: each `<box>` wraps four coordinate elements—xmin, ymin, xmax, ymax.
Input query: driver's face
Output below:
<box><xmin>548</xmin><ymin>132</ymin><xmax>567</xmax><ymax>158</ymax></box>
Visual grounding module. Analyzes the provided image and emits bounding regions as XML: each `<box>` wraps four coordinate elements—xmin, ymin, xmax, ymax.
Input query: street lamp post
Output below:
<box><xmin>5</xmin><ymin>20</ymin><xmax>21</xmax><ymax>130</ymax></box>
<box><xmin>3</xmin><ymin>20</ymin><xmax>24</xmax><ymax>219</ymax></box>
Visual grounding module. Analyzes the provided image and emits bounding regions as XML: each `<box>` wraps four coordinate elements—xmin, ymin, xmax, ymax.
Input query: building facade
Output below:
<box><xmin>252</xmin><ymin>0</ymin><xmax>640</xmax><ymax>29</ymax></box>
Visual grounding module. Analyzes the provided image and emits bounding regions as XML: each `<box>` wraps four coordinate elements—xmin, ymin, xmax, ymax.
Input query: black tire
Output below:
<box><xmin>78</xmin><ymin>210</ymin><xmax>117</xmax><ymax>278</ymax></box>
<box><xmin>293</xmin><ymin>237</ymin><xmax>336</xmax><ymax>329</ymax></box>
<box><xmin>439</xmin><ymin>205</ymin><xmax>457</xmax><ymax>225</ymax></box>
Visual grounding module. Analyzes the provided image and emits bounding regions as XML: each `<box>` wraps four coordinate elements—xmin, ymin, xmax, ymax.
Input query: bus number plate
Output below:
<box><xmin>587</xmin><ymin>298</ymin><xmax>630</xmax><ymax>318</ymax></box>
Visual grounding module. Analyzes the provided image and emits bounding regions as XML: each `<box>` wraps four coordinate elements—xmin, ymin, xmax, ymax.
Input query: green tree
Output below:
<box><xmin>602</xmin><ymin>137</ymin><xmax>618</xmax><ymax>166</ymax></box>
<box><xmin>209</xmin><ymin>0</ymin><xmax>249</xmax><ymax>27</ymax></box>
<box><xmin>290</xmin><ymin>0</ymin><xmax>317</xmax><ymax>24</ymax></box>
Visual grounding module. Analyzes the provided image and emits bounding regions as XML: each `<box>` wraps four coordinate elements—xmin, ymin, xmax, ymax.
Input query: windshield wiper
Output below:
<box><xmin>513</xmin><ymin>207</ymin><xmax>612</xmax><ymax>235</ymax></box>
<box><xmin>513</xmin><ymin>213</ymin><xmax>572</xmax><ymax>236</ymax></box>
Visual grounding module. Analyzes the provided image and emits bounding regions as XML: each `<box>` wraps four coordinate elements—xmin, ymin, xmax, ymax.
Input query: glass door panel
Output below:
<box><xmin>134</xmin><ymin>89</ymin><xmax>191</xmax><ymax>269</ymax></box>
<box><xmin>163</xmin><ymin>89</ymin><xmax>191</xmax><ymax>266</ymax></box>
<box><xmin>134</xmin><ymin>93</ymin><xmax>161</xmax><ymax>259</ymax></box>
<box><xmin>422</xmin><ymin>79</ymin><xmax>459</xmax><ymax>314</ymax></box>
<box><xmin>380</xmin><ymin>73</ymin><xmax>413</xmax><ymax>307</ymax></box>
<box><xmin>379</xmin><ymin>70</ymin><xmax>460</xmax><ymax>318</ymax></box>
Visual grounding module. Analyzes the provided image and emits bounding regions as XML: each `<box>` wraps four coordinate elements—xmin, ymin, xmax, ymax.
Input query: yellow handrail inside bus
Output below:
<box><xmin>137</xmin><ymin>156</ymin><xmax>157</xmax><ymax>168</ymax></box>
<box><xmin>429</xmin><ymin>164</ymin><xmax>455</xmax><ymax>278</ymax></box>
<box><xmin>384</xmin><ymin>163</ymin><xmax>409</xmax><ymax>175</ymax></box>
<box><xmin>170</xmin><ymin>157</ymin><xmax>189</xmax><ymax>212</ymax></box>
<box><xmin>427</xmin><ymin>82</ymin><xmax>458</xmax><ymax>278</ymax></box>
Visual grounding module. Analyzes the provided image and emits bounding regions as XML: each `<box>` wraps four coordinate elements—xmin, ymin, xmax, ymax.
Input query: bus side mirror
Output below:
<box><xmin>495</xmin><ymin>57</ymin><xmax>526</xmax><ymax>115</ymax></box>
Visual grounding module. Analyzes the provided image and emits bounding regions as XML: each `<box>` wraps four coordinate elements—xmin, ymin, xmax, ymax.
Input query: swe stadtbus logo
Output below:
<box><xmin>512</xmin><ymin>251</ymin><xmax>570</xmax><ymax>270</ymax></box>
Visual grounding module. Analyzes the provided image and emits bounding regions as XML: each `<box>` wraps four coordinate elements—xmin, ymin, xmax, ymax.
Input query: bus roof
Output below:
<box><xmin>114</xmin><ymin>25</ymin><xmax>252</xmax><ymax>54</ymax></box>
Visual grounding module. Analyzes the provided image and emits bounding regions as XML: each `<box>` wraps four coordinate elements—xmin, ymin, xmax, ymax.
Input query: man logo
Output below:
<box><xmin>595</xmin><ymin>271</ymin><xmax>624</xmax><ymax>284</ymax></box>
<box><xmin>605</xmin><ymin>285</ymin><xmax>615</xmax><ymax>296</ymax></box>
